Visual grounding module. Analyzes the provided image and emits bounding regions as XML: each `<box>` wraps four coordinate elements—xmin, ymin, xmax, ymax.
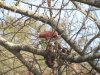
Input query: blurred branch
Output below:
<box><xmin>62</xmin><ymin>52</ymin><xmax>100</xmax><ymax>63</ymax></box>
<box><xmin>0</xmin><ymin>1</ymin><xmax>100</xmax><ymax>73</ymax></box>
<box><xmin>14</xmin><ymin>52</ymin><xmax>42</xmax><ymax>75</ymax></box>
<box><xmin>0</xmin><ymin>36</ymin><xmax>43</xmax><ymax>75</ymax></box>
<box><xmin>71</xmin><ymin>0</ymin><xmax>100</xmax><ymax>8</ymax></box>
<box><xmin>15</xmin><ymin>0</ymin><xmax>21</xmax><ymax>6</ymax></box>
<box><xmin>83</xmin><ymin>32</ymin><xmax>100</xmax><ymax>53</ymax></box>
<box><xmin>0</xmin><ymin>36</ymin><xmax>100</xmax><ymax>63</ymax></box>
<box><xmin>0</xmin><ymin>36</ymin><xmax>44</xmax><ymax>56</ymax></box>
<box><xmin>2</xmin><ymin>65</ymin><xmax>24</xmax><ymax>75</ymax></box>
<box><xmin>72</xmin><ymin>1</ymin><xmax>100</xmax><ymax>30</ymax></box>
<box><xmin>20</xmin><ymin>0</ymin><xmax>76</xmax><ymax>10</ymax></box>
<box><xmin>0</xmin><ymin>1</ymin><xmax>82</xmax><ymax>54</ymax></box>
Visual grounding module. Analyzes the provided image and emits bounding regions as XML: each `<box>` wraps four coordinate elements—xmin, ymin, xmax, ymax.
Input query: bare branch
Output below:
<box><xmin>62</xmin><ymin>53</ymin><xmax>100</xmax><ymax>63</ymax></box>
<box><xmin>0</xmin><ymin>36</ymin><xmax>100</xmax><ymax>64</ymax></box>
<box><xmin>0</xmin><ymin>1</ymin><xmax>100</xmax><ymax>73</ymax></box>
<box><xmin>0</xmin><ymin>36</ymin><xmax>42</xmax><ymax>75</ymax></box>
<box><xmin>72</xmin><ymin>1</ymin><xmax>100</xmax><ymax>30</ymax></box>
<box><xmin>14</xmin><ymin>52</ymin><xmax>42</xmax><ymax>75</ymax></box>
<box><xmin>83</xmin><ymin>32</ymin><xmax>100</xmax><ymax>53</ymax></box>
<box><xmin>71</xmin><ymin>0</ymin><xmax>100</xmax><ymax>8</ymax></box>
<box><xmin>0</xmin><ymin>36</ymin><xmax>44</xmax><ymax>56</ymax></box>
<box><xmin>0</xmin><ymin>1</ymin><xmax>82</xmax><ymax>54</ymax></box>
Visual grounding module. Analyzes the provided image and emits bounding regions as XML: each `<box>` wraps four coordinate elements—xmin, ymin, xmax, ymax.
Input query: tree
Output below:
<box><xmin>0</xmin><ymin>0</ymin><xmax>100</xmax><ymax>75</ymax></box>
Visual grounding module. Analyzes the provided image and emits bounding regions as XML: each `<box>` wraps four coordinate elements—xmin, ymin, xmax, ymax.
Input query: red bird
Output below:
<box><xmin>39</xmin><ymin>31</ymin><xmax>58</xmax><ymax>40</ymax></box>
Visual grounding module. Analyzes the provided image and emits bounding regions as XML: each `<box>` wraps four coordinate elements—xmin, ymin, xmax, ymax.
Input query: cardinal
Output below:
<box><xmin>39</xmin><ymin>31</ymin><xmax>58</xmax><ymax>40</ymax></box>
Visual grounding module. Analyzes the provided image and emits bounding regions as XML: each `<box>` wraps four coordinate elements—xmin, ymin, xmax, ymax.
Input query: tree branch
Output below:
<box><xmin>62</xmin><ymin>53</ymin><xmax>100</xmax><ymax>63</ymax></box>
<box><xmin>71</xmin><ymin>0</ymin><xmax>100</xmax><ymax>8</ymax></box>
<box><xmin>0</xmin><ymin>1</ymin><xmax>83</xmax><ymax>54</ymax></box>
<box><xmin>72</xmin><ymin>1</ymin><xmax>100</xmax><ymax>30</ymax></box>
<box><xmin>0</xmin><ymin>1</ymin><xmax>100</xmax><ymax>73</ymax></box>
<box><xmin>83</xmin><ymin>32</ymin><xmax>100</xmax><ymax>53</ymax></box>
<box><xmin>0</xmin><ymin>36</ymin><xmax>44</xmax><ymax>56</ymax></box>
<box><xmin>0</xmin><ymin>36</ymin><xmax>100</xmax><ymax>64</ymax></box>
<box><xmin>0</xmin><ymin>36</ymin><xmax>43</xmax><ymax>75</ymax></box>
<box><xmin>14</xmin><ymin>52</ymin><xmax>42</xmax><ymax>75</ymax></box>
